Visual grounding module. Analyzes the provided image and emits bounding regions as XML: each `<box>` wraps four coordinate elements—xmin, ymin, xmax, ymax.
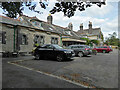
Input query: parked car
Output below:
<box><xmin>93</xmin><ymin>46</ymin><xmax>113</xmax><ymax>53</ymax></box>
<box><xmin>33</xmin><ymin>44</ymin><xmax>75</xmax><ymax>62</ymax></box>
<box><xmin>84</xmin><ymin>45</ymin><xmax>97</xmax><ymax>55</ymax></box>
<box><xmin>67</xmin><ymin>45</ymin><xmax>92</xmax><ymax>57</ymax></box>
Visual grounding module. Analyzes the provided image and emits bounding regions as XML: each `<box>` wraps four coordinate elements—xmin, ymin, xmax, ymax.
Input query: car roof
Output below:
<box><xmin>42</xmin><ymin>44</ymin><xmax>59</xmax><ymax>47</ymax></box>
<box><xmin>69</xmin><ymin>45</ymin><xmax>87</xmax><ymax>46</ymax></box>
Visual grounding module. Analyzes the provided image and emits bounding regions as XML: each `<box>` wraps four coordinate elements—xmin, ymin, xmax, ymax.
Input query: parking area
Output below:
<box><xmin>4</xmin><ymin>49</ymin><xmax>118</xmax><ymax>88</ymax></box>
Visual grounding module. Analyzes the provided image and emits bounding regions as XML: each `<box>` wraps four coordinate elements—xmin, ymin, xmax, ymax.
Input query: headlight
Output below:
<box><xmin>64</xmin><ymin>51</ymin><xmax>71</xmax><ymax>53</ymax></box>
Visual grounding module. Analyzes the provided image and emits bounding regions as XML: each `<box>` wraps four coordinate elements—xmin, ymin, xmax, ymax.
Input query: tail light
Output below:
<box><xmin>85</xmin><ymin>48</ymin><xmax>89</xmax><ymax>50</ymax></box>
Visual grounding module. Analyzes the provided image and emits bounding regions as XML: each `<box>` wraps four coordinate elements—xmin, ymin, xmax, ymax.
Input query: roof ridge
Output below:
<box><xmin>0</xmin><ymin>15</ymin><xmax>20</xmax><ymax>22</ymax></box>
<box><xmin>20</xmin><ymin>15</ymin><xmax>38</xmax><ymax>19</ymax></box>
<box><xmin>20</xmin><ymin>15</ymin><xmax>68</xmax><ymax>30</ymax></box>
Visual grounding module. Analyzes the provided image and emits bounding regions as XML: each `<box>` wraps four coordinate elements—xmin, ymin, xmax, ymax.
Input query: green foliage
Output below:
<box><xmin>81</xmin><ymin>38</ymin><xmax>100</xmax><ymax>46</ymax></box>
<box><xmin>1</xmin><ymin>1</ymin><xmax>47</xmax><ymax>18</ymax></box>
<box><xmin>81</xmin><ymin>38</ymin><xmax>90</xmax><ymax>45</ymax></box>
<box><xmin>104</xmin><ymin>32</ymin><xmax>120</xmax><ymax>46</ymax></box>
<box><xmin>90</xmin><ymin>40</ymin><xmax>100</xmax><ymax>45</ymax></box>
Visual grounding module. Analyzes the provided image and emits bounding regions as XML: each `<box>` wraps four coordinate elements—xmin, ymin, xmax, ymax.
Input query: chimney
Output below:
<box><xmin>68</xmin><ymin>22</ymin><xmax>73</xmax><ymax>31</ymax></box>
<box><xmin>88</xmin><ymin>21</ymin><xmax>92</xmax><ymax>34</ymax></box>
<box><xmin>47</xmin><ymin>14</ymin><xmax>53</xmax><ymax>24</ymax></box>
<box><xmin>80</xmin><ymin>23</ymin><xmax>83</xmax><ymax>33</ymax></box>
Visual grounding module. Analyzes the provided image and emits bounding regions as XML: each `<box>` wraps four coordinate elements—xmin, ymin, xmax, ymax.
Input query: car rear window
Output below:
<box><xmin>70</xmin><ymin>45</ymin><xmax>84</xmax><ymax>49</ymax></box>
<box><xmin>71</xmin><ymin>46</ymin><xmax>78</xmax><ymax>49</ymax></box>
<box><xmin>78</xmin><ymin>46</ymin><xmax>84</xmax><ymax>48</ymax></box>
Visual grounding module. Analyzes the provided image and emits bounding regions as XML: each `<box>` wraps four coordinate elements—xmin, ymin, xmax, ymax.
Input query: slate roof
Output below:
<box><xmin>19</xmin><ymin>15</ymin><xmax>70</xmax><ymax>36</ymax></box>
<box><xmin>19</xmin><ymin>15</ymin><xmax>86</xmax><ymax>41</ymax></box>
<box><xmin>0</xmin><ymin>15</ymin><xmax>87</xmax><ymax>43</ymax></box>
<box><xmin>0</xmin><ymin>15</ymin><xmax>33</xmax><ymax>28</ymax></box>
<box><xmin>0</xmin><ymin>15</ymin><xmax>69</xmax><ymax>35</ymax></box>
<box><xmin>0</xmin><ymin>15</ymin><xmax>21</xmax><ymax>25</ymax></box>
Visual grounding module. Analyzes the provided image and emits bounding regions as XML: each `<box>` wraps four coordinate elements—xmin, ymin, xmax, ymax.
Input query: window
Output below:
<box><xmin>34</xmin><ymin>35</ymin><xmax>39</xmax><ymax>43</ymax></box>
<box><xmin>44</xmin><ymin>45</ymin><xmax>53</xmax><ymax>49</ymax></box>
<box><xmin>40</xmin><ymin>36</ymin><xmax>44</xmax><ymax>45</ymax></box>
<box><xmin>21</xmin><ymin>35</ymin><xmax>27</xmax><ymax>45</ymax></box>
<box><xmin>0</xmin><ymin>31</ymin><xmax>6</xmax><ymax>44</ymax></box>
<box><xmin>103</xmin><ymin>47</ymin><xmax>107</xmax><ymax>48</ymax></box>
<box><xmin>32</xmin><ymin>21</ymin><xmax>39</xmax><ymax>26</ymax></box>
<box><xmin>99</xmin><ymin>34</ymin><xmax>101</xmax><ymax>38</ymax></box>
<box><xmin>51</xmin><ymin>37</ymin><xmax>58</xmax><ymax>44</ymax></box>
<box><xmin>78</xmin><ymin>46</ymin><xmax>84</xmax><ymax>48</ymax></box>
<box><xmin>34</xmin><ymin>35</ymin><xmax>45</xmax><ymax>46</ymax></box>
<box><xmin>19</xmin><ymin>17</ymin><xmax>23</xmax><ymax>21</ymax></box>
<box><xmin>49</xmin><ymin>27</ymin><xmax>53</xmax><ymax>30</ymax></box>
<box><xmin>39</xmin><ymin>23</ymin><xmax>42</xmax><ymax>27</ymax></box>
<box><xmin>71</xmin><ymin>46</ymin><xmax>78</xmax><ymax>49</ymax></box>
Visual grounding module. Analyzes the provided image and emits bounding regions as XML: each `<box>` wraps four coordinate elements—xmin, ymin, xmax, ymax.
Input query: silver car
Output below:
<box><xmin>67</xmin><ymin>45</ymin><xmax>92</xmax><ymax>57</ymax></box>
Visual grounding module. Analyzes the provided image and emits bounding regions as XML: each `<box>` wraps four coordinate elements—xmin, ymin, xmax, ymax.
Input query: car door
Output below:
<box><xmin>44</xmin><ymin>45</ymin><xmax>55</xmax><ymax>59</ymax></box>
<box><xmin>97</xmin><ymin>47</ymin><xmax>102</xmax><ymax>52</ymax></box>
<box><xmin>71</xmin><ymin>46</ymin><xmax>79</xmax><ymax>55</ymax></box>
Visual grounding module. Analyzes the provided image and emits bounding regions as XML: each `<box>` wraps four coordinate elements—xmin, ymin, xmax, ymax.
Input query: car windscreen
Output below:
<box><xmin>86</xmin><ymin>46</ymin><xmax>90</xmax><ymax>48</ymax></box>
<box><xmin>53</xmin><ymin>45</ymin><xmax>63</xmax><ymax>49</ymax></box>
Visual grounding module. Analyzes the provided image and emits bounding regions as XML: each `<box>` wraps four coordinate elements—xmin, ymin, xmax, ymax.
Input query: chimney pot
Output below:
<box><xmin>47</xmin><ymin>14</ymin><xmax>53</xmax><ymax>24</ymax></box>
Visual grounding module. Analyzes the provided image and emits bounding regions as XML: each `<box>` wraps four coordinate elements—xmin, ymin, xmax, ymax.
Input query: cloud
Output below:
<box><xmin>82</xmin><ymin>2</ymin><xmax>114</xmax><ymax>17</ymax></box>
<box><xmin>21</xmin><ymin>0</ymin><xmax>118</xmax><ymax>40</ymax></box>
<box><xmin>107</xmin><ymin>0</ymin><xmax>120</xmax><ymax>2</ymax></box>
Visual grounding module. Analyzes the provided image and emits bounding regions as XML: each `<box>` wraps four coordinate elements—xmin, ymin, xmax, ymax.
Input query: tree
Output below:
<box><xmin>81</xmin><ymin>37</ymin><xmax>100</xmax><ymax>46</ymax></box>
<box><xmin>90</xmin><ymin>40</ymin><xmax>100</xmax><ymax>45</ymax></box>
<box><xmin>0</xmin><ymin>1</ymin><xmax>48</xmax><ymax>18</ymax></box>
<box><xmin>50</xmin><ymin>0</ymin><xmax>106</xmax><ymax>18</ymax></box>
<box><xmin>81</xmin><ymin>37</ymin><xmax>90</xmax><ymax>45</ymax></box>
<box><xmin>104</xmin><ymin>32</ymin><xmax>120</xmax><ymax>46</ymax></box>
<box><xmin>0</xmin><ymin>0</ymin><xmax>106</xmax><ymax>18</ymax></box>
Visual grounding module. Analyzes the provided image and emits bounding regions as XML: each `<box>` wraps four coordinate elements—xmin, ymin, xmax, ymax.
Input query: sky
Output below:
<box><xmin>0</xmin><ymin>0</ymin><xmax>119</xmax><ymax>40</ymax></box>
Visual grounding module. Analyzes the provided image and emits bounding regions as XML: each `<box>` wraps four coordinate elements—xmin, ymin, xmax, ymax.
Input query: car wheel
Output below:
<box><xmin>35</xmin><ymin>54</ymin><xmax>40</xmax><ymax>60</ymax></box>
<box><xmin>78</xmin><ymin>52</ymin><xmax>83</xmax><ymax>57</ymax></box>
<box><xmin>56</xmin><ymin>55</ymin><xmax>63</xmax><ymax>62</ymax></box>
<box><xmin>94</xmin><ymin>51</ymin><xmax>97</xmax><ymax>55</ymax></box>
<box><xmin>95</xmin><ymin>52</ymin><xmax>97</xmax><ymax>55</ymax></box>
<box><xmin>102</xmin><ymin>50</ymin><xmax>106</xmax><ymax>53</ymax></box>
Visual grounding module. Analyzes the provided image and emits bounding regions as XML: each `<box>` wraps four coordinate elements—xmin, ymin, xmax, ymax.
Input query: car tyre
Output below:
<box><xmin>56</xmin><ymin>55</ymin><xmax>63</xmax><ymax>62</ymax></box>
<box><xmin>35</xmin><ymin>54</ymin><xmax>40</xmax><ymax>60</ymax></box>
<box><xmin>94</xmin><ymin>51</ymin><xmax>97</xmax><ymax>55</ymax></box>
<box><xmin>102</xmin><ymin>50</ymin><xmax>106</xmax><ymax>53</ymax></box>
<box><xmin>78</xmin><ymin>52</ymin><xmax>83</xmax><ymax>57</ymax></box>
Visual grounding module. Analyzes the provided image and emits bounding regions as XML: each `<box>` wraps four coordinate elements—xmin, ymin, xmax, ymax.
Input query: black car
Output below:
<box><xmin>67</xmin><ymin>45</ymin><xmax>92</xmax><ymax>57</ymax></box>
<box><xmin>33</xmin><ymin>44</ymin><xmax>75</xmax><ymax>62</ymax></box>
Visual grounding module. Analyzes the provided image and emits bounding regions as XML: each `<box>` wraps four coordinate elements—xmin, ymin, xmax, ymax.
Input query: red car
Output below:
<box><xmin>93</xmin><ymin>46</ymin><xmax>113</xmax><ymax>53</ymax></box>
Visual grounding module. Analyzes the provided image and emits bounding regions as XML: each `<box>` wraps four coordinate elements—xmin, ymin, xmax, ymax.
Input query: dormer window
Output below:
<box><xmin>34</xmin><ymin>21</ymin><xmax>39</xmax><ymax>26</ymax></box>
<box><xmin>65</xmin><ymin>31</ymin><xmax>71</xmax><ymax>35</ymax></box>
<box><xmin>49</xmin><ymin>27</ymin><xmax>53</xmax><ymax>30</ymax></box>
<box><xmin>39</xmin><ymin>23</ymin><xmax>42</xmax><ymax>27</ymax></box>
<box><xmin>19</xmin><ymin>17</ymin><xmax>23</xmax><ymax>22</ymax></box>
<box><xmin>31</xmin><ymin>21</ymin><xmax>43</xmax><ymax>28</ymax></box>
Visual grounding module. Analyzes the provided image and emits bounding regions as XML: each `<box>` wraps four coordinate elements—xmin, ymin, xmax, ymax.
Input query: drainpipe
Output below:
<box><xmin>13</xmin><ymin>25</ymin><xmax>16</xmax><ymax>52</ymax></box>
<box><xmin>60</xmin><ymin>34</ymin><xmax>63</xmax><ymax>46</ymax></box>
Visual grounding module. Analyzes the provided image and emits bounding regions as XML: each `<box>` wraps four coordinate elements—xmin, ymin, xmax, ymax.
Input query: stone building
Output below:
<box><xmin>76</xmin><ymin>21</ymin><xmax>104</xmax><ymax>46</ymax></box>
<box><xmin>62</xmin><ymin>22</ymin><xmax>86</xmax><ymax>46</ymax></box>
<box><xmin>0</xmin><ymin>15</ymin><xmax>86</xmax><ymax>55</ymax></box>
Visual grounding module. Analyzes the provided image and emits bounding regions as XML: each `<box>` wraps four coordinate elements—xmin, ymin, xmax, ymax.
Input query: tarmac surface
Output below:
<box><xmin>2</xmin><ymin>49</ymin><xmax>119</xmax><ymax>89</ymax></box>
